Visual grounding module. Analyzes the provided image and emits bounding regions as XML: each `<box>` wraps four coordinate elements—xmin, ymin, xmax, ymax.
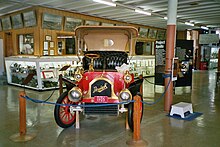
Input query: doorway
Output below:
<box><xmin>5</xmin><ymin>32</ymin><xmax>13</xmax><ymax>57</ymax></box>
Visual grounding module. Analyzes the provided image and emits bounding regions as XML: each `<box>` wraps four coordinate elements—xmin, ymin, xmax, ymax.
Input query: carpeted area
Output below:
<box><xmin>167</xmin><ymin>112</ymin><xmax>203</xmax><ymax>121</ymax></box>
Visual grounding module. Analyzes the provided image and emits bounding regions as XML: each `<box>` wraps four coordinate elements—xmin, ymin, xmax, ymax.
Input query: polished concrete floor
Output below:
<box><xmin>0</xmin><ymin>70</ymin><xmax>220</xmax><ymax>147</ymax></box>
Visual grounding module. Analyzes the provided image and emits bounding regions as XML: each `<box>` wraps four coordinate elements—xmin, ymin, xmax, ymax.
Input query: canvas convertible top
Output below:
<box><xmin>75</xmin><ymin>26</ymin><xmax>138</xmax><ymax>52</ymax></box>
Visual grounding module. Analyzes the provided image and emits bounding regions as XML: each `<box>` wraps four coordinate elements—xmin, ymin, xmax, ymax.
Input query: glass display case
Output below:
<box><xmin>209</xmin><ymin>47</ymin><xmax>219</xmax><ymax>69</ymax></box>
<box><xmin>5</xmin><ymin>56</ymin><xmax>79</xmax><ymax>90</ymax></box>
<box><xmin>129</xmin><ymin>56</ymin><xmax>155</xmax><ymax>77</ymax></box>
<box><xmin>5</xmin><ymin>55</ymin><xmax>155</xmax><ymax>90</ymax></box>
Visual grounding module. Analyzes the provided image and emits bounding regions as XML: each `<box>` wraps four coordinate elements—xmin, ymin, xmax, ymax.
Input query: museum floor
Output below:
<box><xmin>0</xmin><ymin>70</ymin><xmax>220</xmax><ymax>147</ymax></box>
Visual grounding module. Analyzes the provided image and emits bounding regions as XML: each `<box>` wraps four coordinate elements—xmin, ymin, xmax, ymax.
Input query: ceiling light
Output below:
<box><xmin>185</xmin><ymin>22</ymin><xmax>194</xmax><ymax>26</ymax></box>
<box><xmin>200</xmin><ymin>26</ymin><xmax>209</xmax><ymax>30</ymax></box>
<box><xmin>93</xmin><ymin>0</ymin><xmax>116</xmax><ymax>7</ymax></box>
<box><xmin>134</xmin><ymin>9</ymin><xmax>151</xmax><ymax>16</ymax></box>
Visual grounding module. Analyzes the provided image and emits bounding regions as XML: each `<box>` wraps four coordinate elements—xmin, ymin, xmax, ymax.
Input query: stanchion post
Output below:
<box><xmin>133</xmin><ymin>95</ymin><xmax>141</xmax><ymax>141</ymax></box>
<box><xmin>126</xmin><ymin>95</ymin><xmax>148</xmax><ymax>146</ymax></box>
<box><xmin>59</xmin><ymin>74</ymin><xmax>63</xmax><ymax>95</ymax></box>
<box><xmin>10</xmin><ymin>91</ymin><xmax>36</xmax><ymax>142</ymax></box>
<box><xmin>19</xmin><ymin>91</ymin><xmax>26</xmax><ymax>136</ymax></box>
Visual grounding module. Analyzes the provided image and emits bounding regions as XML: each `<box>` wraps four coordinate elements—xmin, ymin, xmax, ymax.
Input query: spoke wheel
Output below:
<box><xmin>54</xmin><ymin>91</ymin><xmax>78</xmax><ymax>128</ymax></box>
<box><xmin>128</xmin><ymin>95</ymin><xmax>144</xmax><ymax>131</ymax></box>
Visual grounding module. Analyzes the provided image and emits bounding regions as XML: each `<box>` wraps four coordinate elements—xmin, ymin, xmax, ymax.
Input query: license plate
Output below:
<box><xmin>94</xmin><ymin>96</ymin><xmax>108</xmax><ymax>103</ymax></box>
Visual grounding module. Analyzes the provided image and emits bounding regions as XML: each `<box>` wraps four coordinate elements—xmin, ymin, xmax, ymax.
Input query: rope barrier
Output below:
<box><xmin>22</xmin><ymin>73</ymin><xmax>172</xmax><ymax>107</ymax></box>
<box><xmin>141</xmin><ymin>73</ymin><xmax>172</xmax><ymax>106</ymax></box>
<box><xmin>142</xmin><ymin>77</ymin><xmax>171</xmax><ymax>106</ymax></box>
<box><xmin>23</xmin><ymin>95</ymin><xmax>135</xmax><ymax>107</ymax></box>
<box><xmin>144</xmin><ymin>78</ymin><xmax>155</xmax><ymax>84</ymax></box>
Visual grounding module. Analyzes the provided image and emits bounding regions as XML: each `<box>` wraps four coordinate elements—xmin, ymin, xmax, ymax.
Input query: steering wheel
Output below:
<box><xmin>85</xmin><ymin>53</ymin><xmax>100</xmax><ymax>71</ymax></box>
<box><xmin>85</xmin><ymin>53</ymin><xmax>100</xmax><ymax>59</ymax></box>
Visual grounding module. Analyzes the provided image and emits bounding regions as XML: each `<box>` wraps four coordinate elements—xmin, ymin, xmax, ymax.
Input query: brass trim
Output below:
<box><xmin>68</xmin><ymin>87</ymin><xmax>82</xmax><ymax>102</ymax></box>
<box><xmin>119</xmin><ymin>88</ymin><xmax>132</xmax><ymax>101</ymax></box>
<box><xmin>85</xmin><ymin>53</ymin><xmax>100</xmax><ymax>72</ymax></box>
<box><xmin>124</xmin><ymin>71</ymin><xmax>132</xmax><ymax>84</ymax></box>
<box><xmin>74</xmin><ymin>67</ymin><xmax>83</xmax><ymax>82</ymax></box>
<box><xmin>84</xmin><ymin>77</ymin><xmax>118</xmax><ymax>99</ymax></box>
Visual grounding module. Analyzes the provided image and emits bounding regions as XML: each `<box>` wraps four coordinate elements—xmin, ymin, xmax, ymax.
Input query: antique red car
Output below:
<box><xmin>54</xmin><ymin>26</ymin><xmax>143</xmax><ymax>130</ymax></box>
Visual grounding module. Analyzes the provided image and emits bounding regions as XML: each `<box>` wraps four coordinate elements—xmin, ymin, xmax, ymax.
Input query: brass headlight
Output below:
<box><xmin>119</xmin><ymin>89</ymin><xmax>132</xmax><ymax>101</ymax></box>
<box><xmin>124</xmin><ymin>71</ymin><xmax>132</xmax><ymax>84</ymax></box>
<box><xmin>74</xmin><ymin>67</ymin><xmax>83</xmax><ymax>82</ymax></box>
<box><xmin>68</xmin><ymin>87</ymin><xmax>82</xmax><ymax>102</ymax></box>
<box><xmin>74</xmin><ymin>73</ymin><xmax>82</xmax><ymax>82</ymax></box>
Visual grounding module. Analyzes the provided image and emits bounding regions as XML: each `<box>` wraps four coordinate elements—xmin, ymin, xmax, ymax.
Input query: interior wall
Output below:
<box><xmin>0</xmin><ymin>39</ymin><xmax>4</xmax><ymax>75</ymax></box>
<box><xmin>0</xmin><ymin>6</ymin><xmax>164</xmax><ymax>57</ymax></box>
<box><xmin>177</xmin><ymin>30</ymin><xmax>187</xmax><ymax>40</ymax></box>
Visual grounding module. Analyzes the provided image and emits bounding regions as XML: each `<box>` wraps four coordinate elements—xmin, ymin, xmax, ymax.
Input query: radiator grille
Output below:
<box><xmin>84</xmin><ymin>103</ymin><xmax>118</xmax><ymax>115</ymax></box>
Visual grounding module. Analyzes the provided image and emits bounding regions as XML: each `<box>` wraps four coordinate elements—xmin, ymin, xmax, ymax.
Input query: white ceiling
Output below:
<box><xmin>1</xmin><ymin>0</ymin><xmax>220</xmax><ymax>30</ymax></box>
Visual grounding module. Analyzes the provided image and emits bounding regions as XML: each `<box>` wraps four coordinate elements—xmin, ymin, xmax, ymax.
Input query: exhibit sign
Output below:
<box><xmin>155</xmin><ymin>40</ymin><xmax>193</xmax><ymax>87</ymax></box>
<box><xmin>199</xmin><ymin>34</ymin><xmax>219</xmax><ymax>44</ymax></box>
<box><xmin>155</xmin><ymin>40</ymin><xmax>166</xmax><ymax>85</ymax></box>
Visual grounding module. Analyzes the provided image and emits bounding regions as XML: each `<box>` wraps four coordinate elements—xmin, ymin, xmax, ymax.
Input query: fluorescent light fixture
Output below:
<box><xmin>93</xmin><ymin>0</ymin><xmax>116</xmax><ymax>7</ymax></box>
<box><xmin>164</xmin><ymin>16</ymin><xmax>167</xmax><ymax>20</ymax></box>
<box><xmin>134</xmin><ymin>9</ymin><xmax>151</xmax><ymax>16</ymax></box>
<box><xmin>185</xmin><ymin>22</ymin><xmax>194</xmax><ymax>26</ymax></box>
<box><xmin>201</xmin><ymin>26</ymin><xmax>209</xmax><ymax>30</ymax></box>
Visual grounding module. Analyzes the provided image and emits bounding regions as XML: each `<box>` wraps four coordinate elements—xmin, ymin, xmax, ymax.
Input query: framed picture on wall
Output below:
<box><xmin>42</xmin><ymin>13</ymin><xmax>63</xmax><ymax>30</ymax></box>
<box><xmin>49</xmin><ymin>49</ymin><xmax>54</xmax><ymax>55</ymax></box>
<box><xmin>2</xmin><ymin>17</ymin><xmax>12</xmax><ymax>31</ymax></box>
<box><xmin>11</xmin><ymin>14</ymin><xmax>23</xmax><ymax>29</ymax></box>
<box><xmin>23</xmin><ymin>10</ymin><xmax>37</xmax><ymax>27</ymax></box>
<box><xmin>45</xmin><ymin>35</ymin><xmax>52</xmax><ymax>41</ymax></box>
<box><xmin>85</xmin><ymin>20</ymin><xmax>100</xmax><ymax>26</ymax></box>
<box><xmin>0</xmin><ymin>19</ymin><xmax>2</xmax><ymax>31</ymax></box>
<box><xmin>43</xmin><ymin>50</ymin><xmax>49</xmax><ymax>56</ymax></box>
<box><xmin>44</xmin><ymin>41</ymin><xmax>49</xmax><ymax>50</ymax></box>
<box><xmin>101</xmin><ymin>22</ymin><xmax>114</xmax><ymax>26</ymax></box>
<box><xmin>64</xmin><ymin>17</ymin><xmax>82</xmax><ymax>31</ymax></box>
<box><xmin>148</xmin><ymin>29</ymin><xmax>158</xmax><ymax>39</ymax></box>
<box><xmin>50</xmin><ymin>41</ymin><xmax>54</xmax><ymax>48</ymax></box>
<box><xmin>139</xmin><ymin>27</ymin><xmax>148</xmax><ymax>38</ymax></box>
<box><xmin>157</xmin><ymin>30</ymin><xmax>166</xmax><ymax>40</ymax></box>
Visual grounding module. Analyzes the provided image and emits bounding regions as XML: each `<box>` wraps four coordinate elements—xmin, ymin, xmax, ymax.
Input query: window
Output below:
<box><xmin>135</xmin><ymin>41</ymin><xmax>153</xmax><ymax>55</ymax></box>
<box><xmin>18</xmin><ymin>34</ymin><xmax>34</xmax><ymax>55</ymax></box>
<box><xmin>57</xmin><ymin>35</ymin><xmax>76</xmax><ymax>55</ymax></box>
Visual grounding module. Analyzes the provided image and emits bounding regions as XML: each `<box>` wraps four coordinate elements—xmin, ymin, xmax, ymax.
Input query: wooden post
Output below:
<box><xmin>19</xmin><ymin>91</ymin><xmax>26</xmax><ymax>136</ymax></box>
<box><xmin>59</xmin><ymin>74</ymin><xmax>63</xmax><ymax>95</ymax></box>
<box><xmin>126</xmin><ymin>95</ymin><xmax>148</xmax><ymax>146</ymax></box>
<box><xmin>10</xmin><ymin>91</ymin><xmax>36</xmax><ymax>142</ymax></box>
<box><xmin>133</xmin><ymin>95</ymin><xmax>141</xmax><ymax>141</ymax></box>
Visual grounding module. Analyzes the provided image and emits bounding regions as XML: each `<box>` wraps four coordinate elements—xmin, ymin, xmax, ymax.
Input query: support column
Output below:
<box><xmin>218</xmin><ymin>49</ymin><xmax>220</xmax><ymax>72</ymax></box>
<box><xmin>164</xmin><ymin>0</ymin><xmax>178</xmax><ymax>112</ymax></box>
